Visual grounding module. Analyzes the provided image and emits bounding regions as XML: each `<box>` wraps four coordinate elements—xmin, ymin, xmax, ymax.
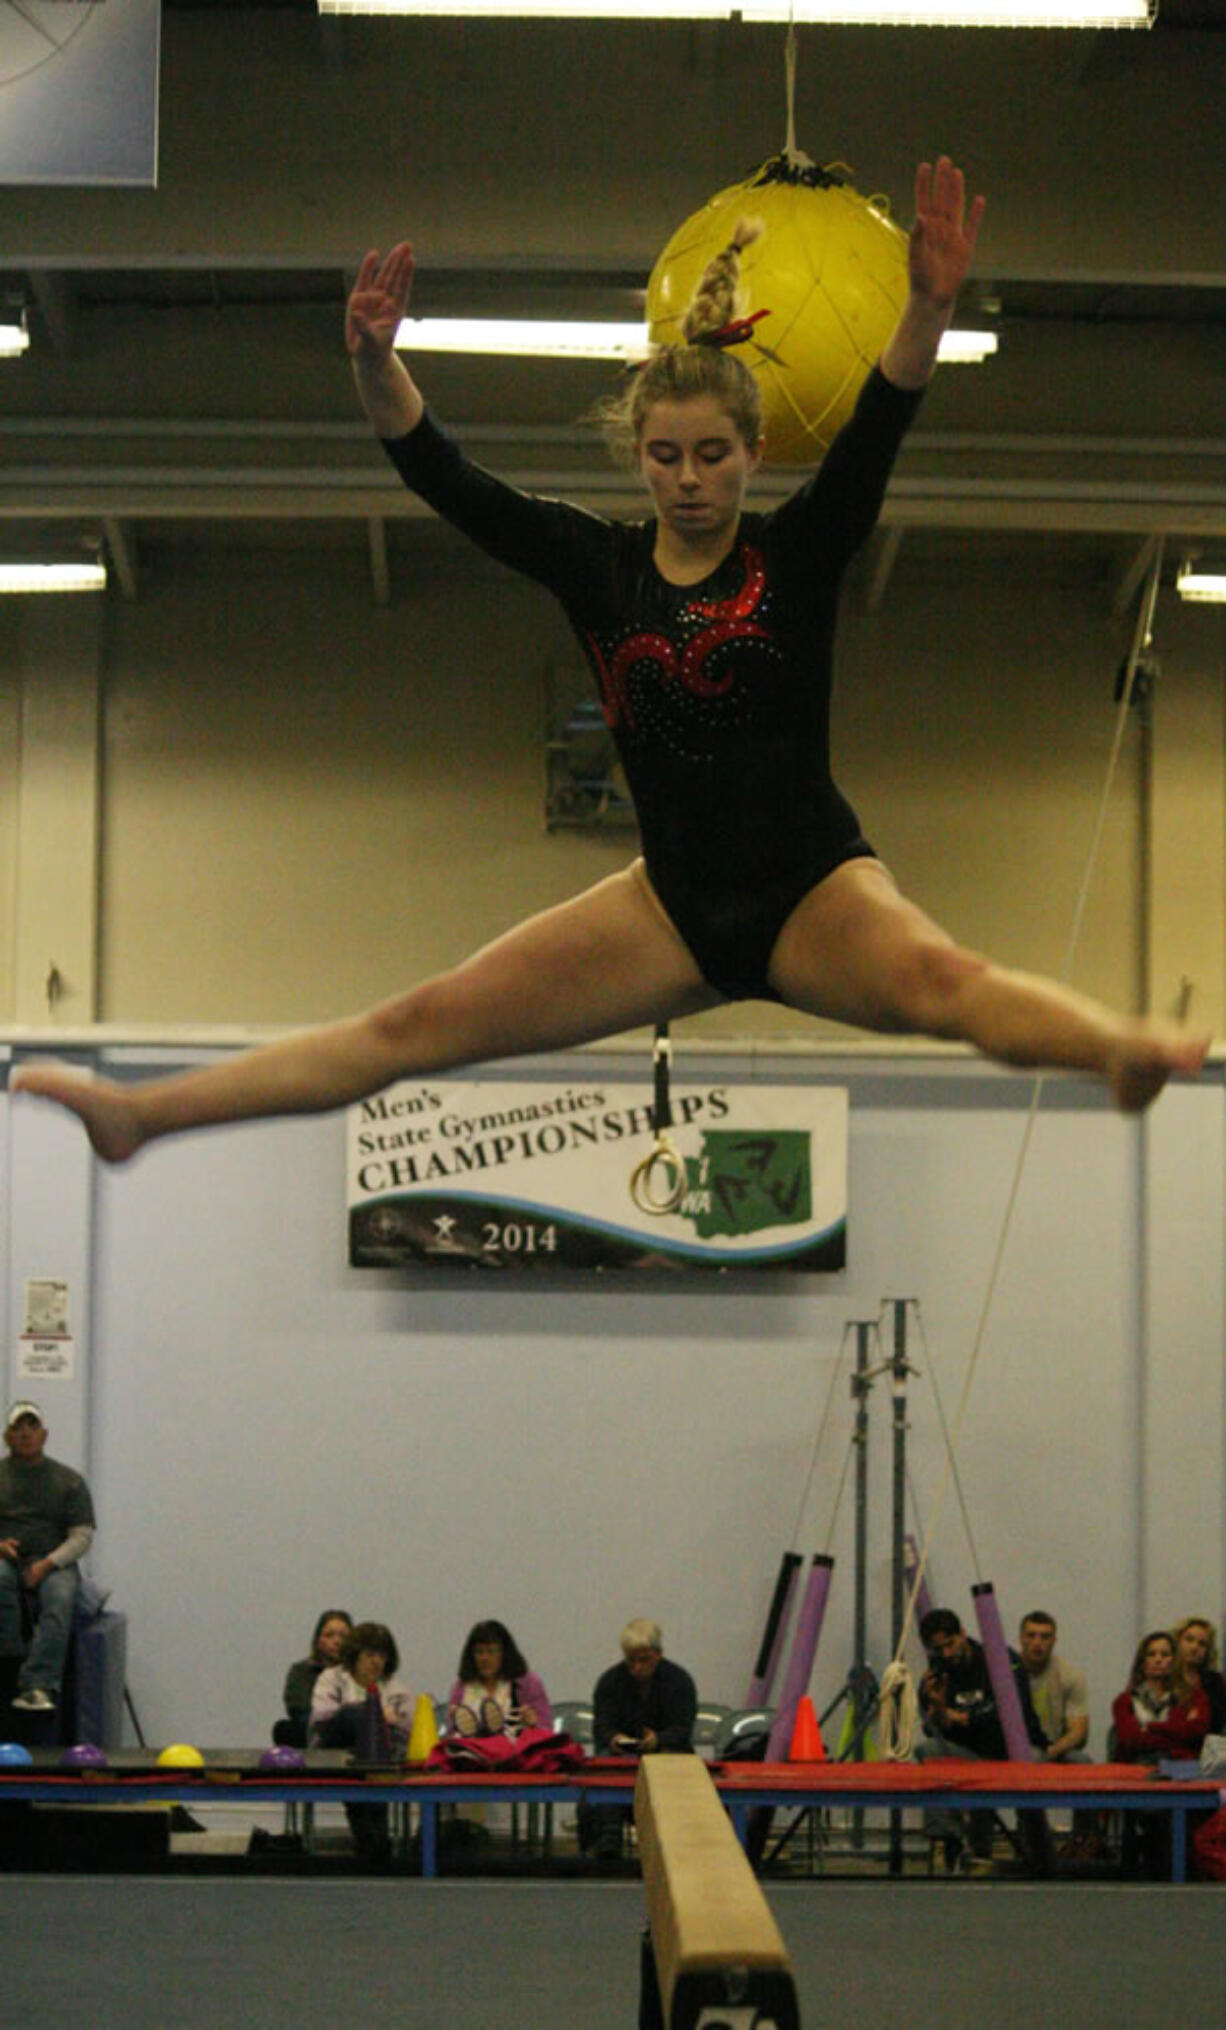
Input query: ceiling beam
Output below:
<box><xmin>1111</xmin><ymin>534</ymin><xmax>1159</xmax><ymax>617</ymax></box>
<box><xmin>25</xmin><ymin>270</ymin><xmax>78</xmax><ymax>357</ymax></box>
<box><xmin>102</xmin><ymin>516</ymin><xmax>138</xmax><ymax>600</ymax></box>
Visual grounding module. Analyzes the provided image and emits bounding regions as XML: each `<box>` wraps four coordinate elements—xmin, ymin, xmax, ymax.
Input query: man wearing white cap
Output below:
<box><xmin>0</xmin><ymin>1402</ymin><xmax>95</xmax><ymax>1713</ymax></box>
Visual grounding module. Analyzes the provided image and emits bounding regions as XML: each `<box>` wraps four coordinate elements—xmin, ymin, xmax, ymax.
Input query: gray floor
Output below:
<box><xmin>3</xmin><ymin>1877</ymin><xmax>1222</xmax><ymax>2028</ymax></box>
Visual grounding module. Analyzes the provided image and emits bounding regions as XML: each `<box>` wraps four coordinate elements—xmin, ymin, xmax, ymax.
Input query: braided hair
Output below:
<box><xmin>591</xmin><ymin>217</ymin><xmax>765</xmax><ymax>468</ymax></box>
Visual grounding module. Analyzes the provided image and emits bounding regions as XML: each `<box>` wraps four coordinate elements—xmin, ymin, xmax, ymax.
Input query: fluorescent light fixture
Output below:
<box><xmin>935</xmin><ymin>328</ymin><xmax>997</xmax><ymax>362</ymax></box>
<box><xmin>745</xmin><ymin>2</ymin><xmax>1154</xmax><ymax>20</ymax></box>
<box><xmin>1176</xmin><ymin>562</ymin><xmax>1226</xmax><ymax>605</ymax></box>
<box><xmin>0</xmin><ymin>320</ymin><xmax>29</xmax><ymax>359</ymax></box>
<box><xmin>321</xmin><ymin>2</ymin><xmax>733</xmax><ymax>13</ymax></box>
<box><xmin>395</xmin><ymin>316</ymin><xmax>994</xmax><ymax>363</ymax></box>
<box><xmin>395</xmin><ymin>316</ymin><xmax>648</xmax><ymax>360</ymax></box>
<box><xmin>320</xmin><ymin>1</ymin><xmax>1154</xmax><ymax>23</ymax></box>
<box><xmin>0</xmin><ymin>562</ymin><xmax>107</xmax><ymax>594</ymax></box>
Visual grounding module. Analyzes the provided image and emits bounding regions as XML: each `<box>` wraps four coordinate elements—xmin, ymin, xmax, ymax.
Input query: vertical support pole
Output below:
<box><xmin>884</xmin><ymin>1297</ymin><xmax>913</xmax><ymax>1873</ymax></box>
<box><xmin>852</xmin><ymin>1321</ymin><xmax>872</xmax><ymax>1687</ymax></box>
<box><xmin>849</xmin><ymin>1319</ymin><xmax>874</xmax><ymax>1821</ymax></box>
<box><xmin>888</xmin><ymin>1299</ymin><xmax>910</xmax><ymax>1655</ymax></box>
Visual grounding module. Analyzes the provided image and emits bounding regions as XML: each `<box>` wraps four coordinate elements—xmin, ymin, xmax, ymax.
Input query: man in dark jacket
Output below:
<box><xmin>593</xmin><ymin>1617</ymin><xmax>697</xmax><ymax>1757</ymax></box>
<box><xmin>582</xmin><ymin>1618</ymin><xmax>697</xmax><ymax>1863</ymax></box>
<box><xmin>917</xmin><ymin>1606</ymin><xmax>1049</xmax><ymax>1873</ymax></box>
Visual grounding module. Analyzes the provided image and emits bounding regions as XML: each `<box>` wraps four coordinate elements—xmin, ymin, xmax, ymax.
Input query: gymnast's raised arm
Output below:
<box><xmin>345</xmin><ymin>240</ymin><xmax>608</xmax><ymax>594</ymax></box>
<box><xmin>347</xmin><ymin>242</ymin><xmax>425</xmax><ymax>440</ymax></box>
<box><xmin>880</xmin><ymin>155</ymin><xmax>985</xmax><ymax>391</ymax></box>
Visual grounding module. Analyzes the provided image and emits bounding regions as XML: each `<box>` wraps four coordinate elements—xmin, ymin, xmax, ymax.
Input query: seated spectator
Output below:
<box><xmin>1171</xmin><ymin>1616</ymin><xmax>1225</xmax><ymax>1735</ymax></box>
<box><xmin>1112</xmin><ymin>1630</ymin><xmax>1210</xmax><ymax>1764</ymax></box>
<box><xmin>918</xmin><ymin>1607</ymin><xmax>1046</xmax><ymax>1760</ymax></box>
<box><xmin>1018</xmin><ymin>1607</ymin><xmax>1100</xmax><ymax>1862</ymax></box>
<box><xmin>1112</xmin><ymin>1629</ymin><xmax>1210</xmax><ymax>1879</ymax></box>
<box><xmin>310</xmin><ymin>1620</ymin><xmax>414</xmax><ymax>1866</ymax></box>
<box><xmin>917</xmin><ymin>1606</ymin><xmax>1047</xmax><ymax>1874</ymax></box>
<box><xmin>274</xmin><ymin>1609</ymin><xmax>352</xmax><ymax>1747</ymax></box>
<box><xmin>580</xmin><ymin>1618</ymin><xmax>697</xmax><ymax>1865</ymax></box>
<box><xmin>0</xmin><ymin>1401</ymin><xmax>96</xmax><ymax>1718</ymax></box>
<box><xmin>1017</xmin><ymin>1611</ymin><xmax>1089</xmax><ymax>1761</ymax></box>
<box><xmin>593</xmin><ymin>1618</ymin><xmax>697</xmax><ymax>1758</ymax></box>
<box><xmin>447</xmin><ymin>1619</ymin><xmax>552</xmax><ymax>1738</ymax></box>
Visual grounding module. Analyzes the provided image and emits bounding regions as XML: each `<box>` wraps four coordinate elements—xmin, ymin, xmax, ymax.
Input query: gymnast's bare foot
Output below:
<box><xmin>10</xmin><ymin>1065</ymin><xmax>147</xmax><ymax>1164</ymax></box>
<box><xmin>1105</xmin><ymin>1024</ymin><xmax>1210</xmax><ymax>1115</ymax></box>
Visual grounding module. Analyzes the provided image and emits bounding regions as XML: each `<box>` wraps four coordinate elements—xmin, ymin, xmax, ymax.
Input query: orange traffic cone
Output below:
<box><xmin>788</xmin><ymin>1695</ymin><xmax>826</xmax><ymax>1763</ymax></box>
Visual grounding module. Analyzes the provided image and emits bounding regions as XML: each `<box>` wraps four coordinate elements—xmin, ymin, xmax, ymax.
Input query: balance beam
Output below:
<box><xmin>636</xmin><ymin>1755</ymin><xmax>800</xmax><ymax>2030</ymax></box>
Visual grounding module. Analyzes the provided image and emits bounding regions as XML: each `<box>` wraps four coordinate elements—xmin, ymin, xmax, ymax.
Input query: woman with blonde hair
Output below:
<box><xmin>1171</xmin><ymin>1615</ymin><xmax>1225</xmax><ymax>1733</ymax></box>
<box><xmin>13</xmin><ymin>159</ymin><xmax>1206</xmax><ymax>1165</ymax></box>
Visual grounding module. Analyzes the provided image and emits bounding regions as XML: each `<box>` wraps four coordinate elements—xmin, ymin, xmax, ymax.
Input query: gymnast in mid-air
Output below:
<box><xmin>12</xmin><ymin>157</ymin><xmax>1208</xmax><ymax>1160</ymax></box>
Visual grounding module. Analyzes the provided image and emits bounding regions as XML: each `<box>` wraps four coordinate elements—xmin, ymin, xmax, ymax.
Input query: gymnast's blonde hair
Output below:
<box><xmin>591</xmin><ymin>217</ymin><xmax>765</xmax><ymax>468</ymax></box>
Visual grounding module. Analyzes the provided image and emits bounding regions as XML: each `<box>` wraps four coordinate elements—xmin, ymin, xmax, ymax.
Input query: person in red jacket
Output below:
<box><xmin>1112</xmin><ymin>1629</ymin><xmax>1210</xmax><ymax>1878</ymax></box>
<box><xmin>1112</xmin><ymin>1629</ymin><xmax>1211</xmax><ymax>1763</ymax></box>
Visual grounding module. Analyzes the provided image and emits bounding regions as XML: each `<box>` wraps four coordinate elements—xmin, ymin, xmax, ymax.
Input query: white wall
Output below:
<box><xmin>3</xmin><ymin>1046</ymin><xmax>1221</xmax><ymax>1753</ymax></box>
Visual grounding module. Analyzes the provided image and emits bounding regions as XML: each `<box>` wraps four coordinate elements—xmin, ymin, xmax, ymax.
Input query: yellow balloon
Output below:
<box><xmin>156</xmin><ymin>1742</ymin><xmax>205</xmax><ymax>1768</ymax></box>
<box><xmin>646</xmin><ymin>157</ymin><xmax>908</xmax><ymax>467</ymax></box>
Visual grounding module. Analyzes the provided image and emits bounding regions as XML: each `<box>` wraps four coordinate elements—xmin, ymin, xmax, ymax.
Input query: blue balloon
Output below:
<box><xmin>0</xmin><ymin>1742</ymin><xmax>34</xmax><ymax>1767</ymax></box>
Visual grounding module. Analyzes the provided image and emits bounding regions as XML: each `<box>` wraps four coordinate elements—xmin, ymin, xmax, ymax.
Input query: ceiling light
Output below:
<box><xmin>395</xmin><ymin>317</ymin><xmax>649</xmax><ymax>360</ymax></box>
<box><xmin>395</xmin><ymin>316</ymin><xmax>994</xmax><ymax>363</ymax></box>
<box><xmin>745</xmin><ymin>1</ymin><xmax>1153</xmax><ymax>21</ymax></box>
<box><xmin>321</xmin><ymin>2</ymin><xmax>733</xmax><ymax>14</ymax></box>
<box><xmin>319</xmin><ymin>1</ymin><xmax>1154</xmax><ymax>23</ymax></box>
<box><xmin>0</xmin><ymin>562</ymin><xmax>107</xmax><ymax>594</ymax></box>
<box><xmin>934</xmin><ymin>328</ymin><xmax>997</xmax><ymax>363</ymax></box>
<box><xmin>1176</xmin><ymin>561</ymin><xmax>1226</xmax><ymax>605</ymax></box>
<box><xmin>0</xmin><ymin>315</ymin><xmax>29</xmax><ymax>359</ymax></box>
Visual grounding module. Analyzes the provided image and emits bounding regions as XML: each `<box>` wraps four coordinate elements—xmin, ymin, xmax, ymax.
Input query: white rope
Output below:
<box><xmin>882</xmin><ymin>544</ymin><xmax>1165</xmax><ymax>1746</ymax></box>
<box><xmin>782</xmin><ymin>13</ymin><xmax>814</xmax><ymax>171</ymax></box>
<box><xmin>788</xmin><ymin>1320</ymin><xmax>858</xmax><ymax>1550</ymax></box>
<box><xmin>784</xmin><ymin>20</ymin><xmax>799</xmax><ymax>162</ymax></box>
<box><xmin>877</xmin><ymin>1660</ymin><xmax>920</xmax><ymax>1761</ymax></box>
<box><xmin>910</xmin><ymin>1300</ymin><xmax>985</xmax><ymax>1578</ymax></box>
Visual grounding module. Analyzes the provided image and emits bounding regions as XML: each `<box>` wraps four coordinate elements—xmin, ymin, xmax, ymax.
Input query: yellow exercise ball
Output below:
<box><xmin>646</xmin><ymin>156</ymin><xmax>908</xmax><ymax>467</ymax></box>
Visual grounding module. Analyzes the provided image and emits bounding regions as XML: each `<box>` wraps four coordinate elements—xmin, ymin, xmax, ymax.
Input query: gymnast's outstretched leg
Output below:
<box><xmin>768</xmin><ymin>858</ymin><xmax>1209</xmax><ymax>1114</ymax></box>
<box><xmin>11</xmin><ymin>863</ymin><xmax>721</xmax><ymax>1163</ymax></box>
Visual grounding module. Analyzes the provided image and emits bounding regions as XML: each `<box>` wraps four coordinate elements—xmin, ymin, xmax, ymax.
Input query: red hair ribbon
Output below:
<box><xmin>699</xmin><ymin>308</ymin><xmax>772</xmax><ymax>349</ymax></box>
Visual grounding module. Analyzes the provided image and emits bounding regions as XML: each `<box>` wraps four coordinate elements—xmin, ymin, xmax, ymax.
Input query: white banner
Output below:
<box><xmin>0</xmin><ymin>0</ymin><xmax>160</xmax><ymax>186</ymax></box>
<box><xmin>347</xmin><ymin>1077</ymin><xmax>848</xmax><ymax>1274</ymax></box>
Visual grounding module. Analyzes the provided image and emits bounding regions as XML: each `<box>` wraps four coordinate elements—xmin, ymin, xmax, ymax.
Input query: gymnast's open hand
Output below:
<box><xmin>908</xmin><ymin>156</ymin><xmax>985</xmax><ymax>310</ymax></box>
<box><xmin>346</xmin><ymin>242</ymin><xmax>416</xmax><ymax>365</ymax></box>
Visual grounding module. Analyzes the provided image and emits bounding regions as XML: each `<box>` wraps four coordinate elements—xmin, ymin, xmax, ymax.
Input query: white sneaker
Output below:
<box><xmin>12</xmin><ymin>1687</ymin><xmax>54</xmax><ymax>1711</ymax></box>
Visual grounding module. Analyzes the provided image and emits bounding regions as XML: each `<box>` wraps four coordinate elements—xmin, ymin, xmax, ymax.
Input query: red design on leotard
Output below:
<box><xmin>586</xmin><ymin>544</ymin><xmax>770</xmax><ymax>729</ymax></box>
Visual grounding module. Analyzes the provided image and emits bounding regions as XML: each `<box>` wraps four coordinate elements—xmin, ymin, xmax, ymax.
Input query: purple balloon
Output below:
<box><xmin>61</xmin><ymin>1742</ymin><xmax>109</xmax><ymax>1770</ymax></box>
<box><xmin>258</xmin><ymin>1745</ymin><xmax>306</xmax><ymax>1772</ymax></box>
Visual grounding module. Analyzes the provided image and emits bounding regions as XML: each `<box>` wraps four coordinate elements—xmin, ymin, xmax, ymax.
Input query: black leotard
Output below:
<box><xmin>383</xmin><ymin>366</ymin><xmax>922</xmax><ymax>1000</ymax></box>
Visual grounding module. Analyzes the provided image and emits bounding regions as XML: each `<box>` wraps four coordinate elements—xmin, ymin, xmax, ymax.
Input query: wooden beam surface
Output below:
<box><xmin>636</xmin><ymin>1755</ymin><xmax>799</xmax><ymax>2030</ymax></box>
